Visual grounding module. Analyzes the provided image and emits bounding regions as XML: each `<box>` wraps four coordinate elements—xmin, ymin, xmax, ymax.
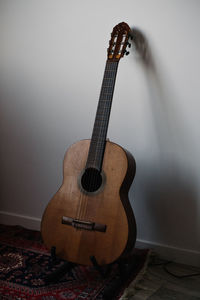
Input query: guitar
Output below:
<box><xmin>41</xmin><ymin>22</ymin><xmax>137</xmax><ymax>266</ymax></box>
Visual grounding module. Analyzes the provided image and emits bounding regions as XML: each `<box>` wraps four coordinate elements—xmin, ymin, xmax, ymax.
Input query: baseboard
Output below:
<box><xmin>0</xmin><ymin>210</ymin><xmax>199</xmax><ymax>267</ymax></box>
<box><xmin>0</xmin><ymin>210</ymin><xmax>41</xmax><ymax>231</ymax></box>
<box><xmin>136</xmin><ymin>239</ymin><xmax>200</xmax><ymax>267</ymax></box>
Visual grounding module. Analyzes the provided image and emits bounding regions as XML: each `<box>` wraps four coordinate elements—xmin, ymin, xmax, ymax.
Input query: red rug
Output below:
<box><xmin>0</xmin><ymin>224</ymin><xmax>149</xmax><ymax>299</ymax></box>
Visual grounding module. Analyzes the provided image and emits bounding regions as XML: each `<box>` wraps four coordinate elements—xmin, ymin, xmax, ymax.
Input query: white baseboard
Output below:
<box><xmin>136</xmin><ymin>239</ymin><xmax>200</xmax><ymax>267</ymax></box>
<box><xmin>0</xmin><ymin>210</ymin><xmax>199</xmax><ymax>267</ymax></box>
<box><xmin>0</xmin><ymin>210</ymin><xmax>41</xmax><ymax>231</ymax></box>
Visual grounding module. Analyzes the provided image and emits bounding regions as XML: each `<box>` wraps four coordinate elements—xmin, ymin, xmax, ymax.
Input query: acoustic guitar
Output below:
<box><xmin>41</xmin><ymin>22</ymin><xmax>137</xmax><ymax>266</ymax></box>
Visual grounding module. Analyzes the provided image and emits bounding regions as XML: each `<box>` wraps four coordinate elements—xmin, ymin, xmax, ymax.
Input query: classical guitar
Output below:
<box><xmin>41</xmin><ymin>22</ymin><xmax>137</xmax><ymax>266</ymax></box>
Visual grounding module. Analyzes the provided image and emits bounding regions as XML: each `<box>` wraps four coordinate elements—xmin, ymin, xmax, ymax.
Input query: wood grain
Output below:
<box><xmin>41</xmin><ymin>140</ymin><xmax>136</xmax><ymax>266</ymax></box>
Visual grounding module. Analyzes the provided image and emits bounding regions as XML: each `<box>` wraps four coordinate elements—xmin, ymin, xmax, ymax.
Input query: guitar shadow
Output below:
<box><xmin>130</xmin><ymin>27</ymin><xmax>199</xmax><ymax>258</ymax></box>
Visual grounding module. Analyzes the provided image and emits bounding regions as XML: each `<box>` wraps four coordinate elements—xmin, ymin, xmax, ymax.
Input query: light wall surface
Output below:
<box><xmin>0</xmin><ymin>0</ymin><xmax>200</xmax><ymax>265</ymax></box>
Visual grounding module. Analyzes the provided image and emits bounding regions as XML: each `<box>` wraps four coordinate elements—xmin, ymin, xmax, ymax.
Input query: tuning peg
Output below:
<box><xmin>129</xmin><ymin>34</ymin><xmax>133</xmax><ymax>40</ymax></box>
<box><xmin>127</xmin><ymin>42</ymin><xmax>131</xmax><ymax>48</ymax></box>
<box><xmin>125</xmin><ymin>51</ymin><xmax>130</xmax><ymax>56</ymax></box>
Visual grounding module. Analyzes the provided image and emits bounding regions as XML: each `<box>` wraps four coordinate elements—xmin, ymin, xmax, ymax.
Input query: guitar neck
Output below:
<box><xmin>86</xmin><ymin>60</ymin><xmax>119</xmax><ymax>170</ymax></box>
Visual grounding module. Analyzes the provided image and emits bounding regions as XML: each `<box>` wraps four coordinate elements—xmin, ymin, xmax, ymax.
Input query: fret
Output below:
<box><xmin>92</xmin><ymin>122</ymin><xmax>109</xmax><ymax>130</ymax></box>
<box><xmin>92</xmin><ymin>121</ymin><xmax>109</xmax><ymax>129</ymax></box>
<box><xmin>102</xmin><ymin>78</ymin><xmax>115</xmax><ymax>81</ymax></box>
<box><xmin>97</xmin><ymin>105</ymin><xmax>111</xmax><ymax>110</ymax></box>
<box><xmin>95</xmin><ymin>120</ymin><xmax>108</xmax><ymax>124</ymax></box>
<box><xmin>101</xmin><ymin>90</ymin><xmax>113</xmax><ymax>93</ymax></box>
<box><xmin>91</xmin><ymin>135</ymin><xmax>107</xmax><ymax>142</ymax></box>
<box><xmin>96</xmin><ymin>109</ymin><xmax>110</xmax><ymax>114</ymax></box>
<box><xmin>100</xmin><ymin>92</ymin><xmax>113</xmax><ymax>96</ymax></box>
<box><xmin>99</xmin><ymin>98</ymin><xmax>112</xmax><ymax>102</ymax></box>
<box><xmin>91</xmin><ymin>146</ymin><xmax>105</xmax><ymax>152</ymax></box>
<box><xmin>86</xmin><ymin>60</ymin><xmax>119</xmax><ymax>170</ymax></box>
<box><xmin>97</xmin><ymin>101</ymin><xmax>111</xmax><ymax>105</ymax></box>
<box><xmin>104</xmin><ymin>76</ymin><xmax>113</xmax><ymax>81</ymax></box>
<box><xmin>98</xmin><ymin>98</ymin><xmax>112</xmax><ymax>102</ymax></box>
<box><xmin>90</xmin><ymin>133</ymin><xmax>107</xmax><ymax>141</ymax></box>
<box><xmin>100</xmin><ymin>89</ymin><xmax>113</xmax><ymax>92</ymax></box>
<box><xmin>91</xmin><ymin>134</ymin><xmax>107</xmax><ymax>141</ymax></box>
<box><xmin>100</xmin><ymin>86</ymin><xmax>114</xmax><ymax>89</ymax></box>
<box><xmin>92</xmin><ymin>124</ymin><xmax>108</xmax><ymax>131</ymax></box>
<box><xmin>94</xmin><ymin>117</ymin><xmax>109</xmax><ymax>125</ymax></box>
<box><xmin>89</xmin><ymin>146</ymin><xmax>105</xmax><ymax>153</ymax></box>
<box><xmin>95</xmin><ymin>118</ymin><xmax>108</xmax><ymax>122</ymax></box>
<box><xmin>100</xmin><ymin>95</ymin><xmax>113</xmax><ymax>99</ymax></box>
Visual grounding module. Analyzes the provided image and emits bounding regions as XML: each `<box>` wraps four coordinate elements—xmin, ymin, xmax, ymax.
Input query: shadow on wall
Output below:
<box><xmin>130</xmin><ymin>28</ymin><xmax>199</xmax><ymax>251</ymax></box>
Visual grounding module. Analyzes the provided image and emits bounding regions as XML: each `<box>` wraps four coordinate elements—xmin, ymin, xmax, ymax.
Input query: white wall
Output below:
<box><xmin>0</xmin><ymin>0</ymin><xmax>200</xmax><ymax>266</ymax></box>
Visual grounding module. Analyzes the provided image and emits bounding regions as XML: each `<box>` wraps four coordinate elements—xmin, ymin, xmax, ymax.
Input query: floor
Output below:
<box><xmin>122</xmin><ymin>253</ymin><xmax>200</xmax><ymax>300</ymax></box>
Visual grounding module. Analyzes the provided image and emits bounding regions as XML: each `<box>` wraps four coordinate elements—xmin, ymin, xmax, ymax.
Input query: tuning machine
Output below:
<box><xmin>129</xmin><ymin>33</ymin><xmax>134</xmax><ymax>40</ymax></box>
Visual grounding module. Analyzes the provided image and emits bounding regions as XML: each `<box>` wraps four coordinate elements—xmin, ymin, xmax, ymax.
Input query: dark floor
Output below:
<box><xmin>122</xmin><ymin>254</ymin><xmax>200</xmax><ymax>299</ymax></box>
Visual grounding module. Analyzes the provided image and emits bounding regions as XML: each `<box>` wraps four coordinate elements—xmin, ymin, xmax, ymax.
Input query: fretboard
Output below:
<box><xmin>86</xmin><ymin>60</ymin><xmax>119</xmax><ymax>171</ymax></box>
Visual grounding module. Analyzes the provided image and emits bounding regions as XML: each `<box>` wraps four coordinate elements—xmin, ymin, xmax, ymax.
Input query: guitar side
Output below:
<box><xmin>41</xmin><ymin>139</ymin><xmax>136</xmax><ymax>266</ymax></box>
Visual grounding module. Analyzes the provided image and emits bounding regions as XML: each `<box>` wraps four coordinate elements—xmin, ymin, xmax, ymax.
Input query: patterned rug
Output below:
<box><xmin>0</xmin><ymin>224</ymin><xmax>149</xmax><ymax>300</ymax></box>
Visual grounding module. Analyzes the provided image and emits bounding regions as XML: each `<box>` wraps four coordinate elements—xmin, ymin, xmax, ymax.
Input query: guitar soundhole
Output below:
<box><xmin>81</xmin><ymin>168</ymin><xmax>102</xmax><ymax>193</ymax></box>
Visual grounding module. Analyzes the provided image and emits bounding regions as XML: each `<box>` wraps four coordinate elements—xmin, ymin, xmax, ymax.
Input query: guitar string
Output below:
<box><xmin>91</xmin><ymin>61</ymin><xmax>117</xmax><ymax>169</ymax></box>
<box><xmin>81</xmin><ymin>61</ymin><xmax>118</xmax><ymax>222</ymax></box>
<box><xmin>76</xmin><ymin>63</ymin><xmax>112</xmax><ymax>222</ymax></box>
<box><xmin>78</xmin><ymin>61</ymin><xmax>118</xmax><ymax>223</ymax></box>
<box><xmin>74</xmin><ymin>64</ymin><xmax>113</xmax><ymax>222</ymax></box>
<box><xmin>76</xmin><ymin>61</ymin><xmax>114</xmax><ymax>222</ymax></box>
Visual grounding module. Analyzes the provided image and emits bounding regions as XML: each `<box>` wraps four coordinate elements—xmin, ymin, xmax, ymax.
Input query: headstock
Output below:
<box><xmin>107</xmin><ymin>22</ymin><xmax>132</xmax><ymax>61</ymax></box>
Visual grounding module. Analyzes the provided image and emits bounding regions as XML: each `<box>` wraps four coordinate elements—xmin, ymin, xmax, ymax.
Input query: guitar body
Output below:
<box><xmin>41</xmin><ymin>139</ymin><xmax>136</xmax><ymax>266</ymax></box>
